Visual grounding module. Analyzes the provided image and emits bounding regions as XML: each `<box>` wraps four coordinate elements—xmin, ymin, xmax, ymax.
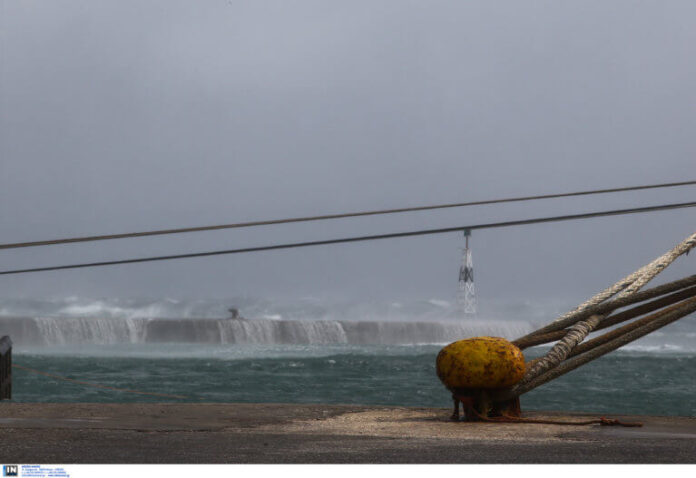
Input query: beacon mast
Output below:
<box><xmin>456</xmin><ymin>229</ymin><xmax>477</xmax><ymax>315</ymax></box>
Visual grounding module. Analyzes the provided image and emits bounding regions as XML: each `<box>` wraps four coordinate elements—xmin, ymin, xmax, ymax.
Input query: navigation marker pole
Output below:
<box><xmin>457</xmin><ymin>229</ymin><xmax>477</xmax><ymax>315</ymax></box>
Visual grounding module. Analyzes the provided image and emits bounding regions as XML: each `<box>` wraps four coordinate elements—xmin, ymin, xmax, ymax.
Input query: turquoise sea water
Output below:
<box><xmin>9</xmin><ymin>344</ymin><xmax>696</xmax><ymax>417</ymax></box>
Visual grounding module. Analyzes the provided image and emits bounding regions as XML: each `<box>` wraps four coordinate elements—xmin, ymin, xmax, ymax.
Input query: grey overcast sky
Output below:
<box><xmin>1</xmin><ymin>0</ymin><xmax>695</xmax><ymax>305</ymax></box>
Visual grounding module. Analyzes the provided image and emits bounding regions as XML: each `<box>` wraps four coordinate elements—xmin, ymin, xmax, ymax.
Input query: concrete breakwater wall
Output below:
<box><xmin>0</xmin><ymin>316</ymin><xmax>533</xmax><ymax>346</ymax></box>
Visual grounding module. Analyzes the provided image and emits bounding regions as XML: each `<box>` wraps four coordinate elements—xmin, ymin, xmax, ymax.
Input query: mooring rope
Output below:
<box><xmin>12</xmin><ymin>363</ymin><xmax>194</xmax><ymax>400</ymax></box>
<box><xmin>616</xmin><ymin>231</ymin><xmax>696</xmax><ymax>298</ymax></box>
<box><xmin>526</xmin><ymin>231</ymin><xmax>696</xmax><ymax>338</ymax></box>
<box><xmin>521</xmin><ymin>297</ymin><xmax>696</xmax><ymax>391</ymax></box>
<box><xmin>476</xmin><ymin>414</ymin><xmax>643</xmax><ymax>428</ymax></box>
<box><xmin>500</xmin><ymin>295</ymin><xmax>696</xmax><ymax>400</ymax></box>
<box><xmin>515</xmin><ymin>315</ymin><xmax>602</xmax><ymax>388</ymax></box>
<box><xmin>513</xmin><ymin>284</ymin><xmax>696</xmax><ymax>349</ymax></box>
<box><xmin>566</xmin><ymin>303</ymin><xmax>683</xmax><ymax>359</ymax></box>
<box><xmin>453</xmin><ymin>395</ymin><xmax>643</xmax><ymax>427</ymax></box>
<box><xmin>513</xmin><ymin>274</ymin><xmax>696</xmax><ymax>345</ymax></box>
<box><xmin>508</xmin><ymin>230</ymin><xmax>696</xmax><ymax>397</ymax></box>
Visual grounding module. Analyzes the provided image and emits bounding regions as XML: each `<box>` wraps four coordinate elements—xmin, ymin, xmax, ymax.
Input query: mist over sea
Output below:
<box><xmin>2</xmin><ymin>296</ymin><xmax>694</xmax><ymax>416</ymax></box>
<box><xmin>0</xmin><ymin>294</ymin><xmax>569</xmax><ymax>324</ymax></box>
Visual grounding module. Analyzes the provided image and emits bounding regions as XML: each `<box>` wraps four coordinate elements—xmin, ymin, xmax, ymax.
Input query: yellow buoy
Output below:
<box><xmin>436</xmin><ymin>336</ymin><xmax>525</xmax><ymax>390</ymax></box>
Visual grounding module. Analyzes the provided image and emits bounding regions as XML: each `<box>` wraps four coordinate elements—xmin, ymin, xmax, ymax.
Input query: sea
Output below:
<box><xmin>1</xmin><ymin>296</ymin><xmax>694</xmax><ymax>417</ymax></box>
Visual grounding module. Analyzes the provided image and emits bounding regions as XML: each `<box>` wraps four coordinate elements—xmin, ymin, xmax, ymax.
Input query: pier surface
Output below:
<box><xmin>0</xmin><ymin>403</ymin><xmax>695</xmax><ymax>463</ymax></box>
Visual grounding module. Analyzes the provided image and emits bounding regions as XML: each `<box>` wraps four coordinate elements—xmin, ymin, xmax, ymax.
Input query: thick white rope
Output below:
<box><xmin>525</xmin><ymin>231</ymin><xmax>696</xmax><ymax>338</ymax></box>
<box><xmin>501</xmin><ymin>296</ymin><xmax>696</xmax><ymax>400</ymax></box>
<box><xmin>515</xmin><ymin>231</ymin><xmax>696</xmax><ymax>389</ymax></box>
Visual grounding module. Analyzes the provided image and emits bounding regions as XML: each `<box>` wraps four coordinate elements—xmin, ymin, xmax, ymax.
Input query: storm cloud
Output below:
<box><xmin>1</xmin><ymin>1</ymin><xmax>695</xmax><ymax>309</ymax></box>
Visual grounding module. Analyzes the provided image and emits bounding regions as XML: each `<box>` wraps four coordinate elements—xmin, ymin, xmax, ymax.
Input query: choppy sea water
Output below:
<box><xmin>2</xmin><ymin>296</ymin><xmax>695</xmax><ymax>416</ymax></box>
<box><xmin>10</xmin><ymin>344</ymin><xmax>696</xmax><ymax>417</ymax></box>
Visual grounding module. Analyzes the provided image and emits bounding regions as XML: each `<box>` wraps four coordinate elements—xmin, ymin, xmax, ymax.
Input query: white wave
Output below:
<box><xmin>0</xmin><ymin>295</ymin><xmax>575</xmax><ymax>324</ymax></box>
<box><xmin>427</xmin><ymin>299</ymin><xmax>451</xmax><ymax>308</ymax></box>
<box><xmin>619</xmin><ymin>343</ymin><xmax>687</xmax><ymax>353</ymax></box>
<box><xmin>261</xmin><ymin>314</ymin><xmax>283</xmax><ymax>321</ymax></box>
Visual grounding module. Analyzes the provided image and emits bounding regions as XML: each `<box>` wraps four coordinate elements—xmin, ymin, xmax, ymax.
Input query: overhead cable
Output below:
<box><xmin>1</xmin><ymin>180</ymin><xmax>695</xmax><ymax>250</ymax></box>
<box><xmin>0</xmin><ymin>200</ymin><xmax>694</xmax><ymax>275</ymax></box>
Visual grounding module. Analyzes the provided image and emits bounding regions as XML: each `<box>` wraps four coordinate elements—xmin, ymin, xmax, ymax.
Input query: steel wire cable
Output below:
<box><xmin>1</xmin><ymin>180</ymin><xmax>695</xmax><ymax>250</ymax></box>
<box><xmin>1</xmin><ymin>200</ymin><xmax>694</xmax><ymax>275</ymax></box>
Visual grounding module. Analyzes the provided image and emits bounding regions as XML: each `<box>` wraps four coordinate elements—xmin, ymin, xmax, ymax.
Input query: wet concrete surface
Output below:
<box><xmin>0</xmin><ymin>403</ymin><xmax>694</xmax><ymax>463</ymax></box>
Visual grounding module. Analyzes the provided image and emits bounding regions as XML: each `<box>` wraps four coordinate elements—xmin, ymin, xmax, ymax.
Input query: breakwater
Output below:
<box><xmin>0</xmin><ymin>316</ymin><xmax>533</xmax><ymax>346</ymax></box>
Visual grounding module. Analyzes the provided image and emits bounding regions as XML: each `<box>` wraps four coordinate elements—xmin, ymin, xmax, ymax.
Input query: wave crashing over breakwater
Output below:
<box><xmin>0</xmin><ymin>316</ymin><xmax>533</xmax><ymax>346</ymax></box>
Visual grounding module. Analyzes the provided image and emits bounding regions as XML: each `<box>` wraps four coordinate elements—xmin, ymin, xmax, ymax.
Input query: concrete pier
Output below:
<box><xmin>0</xmin><ymin>403</ymin><xmax>694</xmax><ymax>463</ymax></box>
